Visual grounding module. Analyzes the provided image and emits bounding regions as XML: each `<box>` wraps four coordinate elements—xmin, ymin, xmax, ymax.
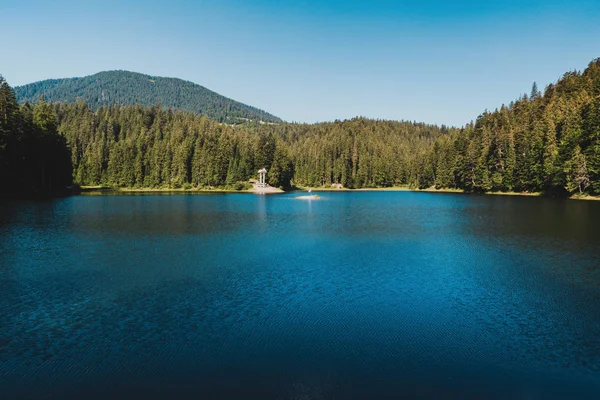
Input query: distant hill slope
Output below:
<box><xmin>14</xmin><ymin>70</ymin><xmax>281</xmax><ymax>123</ymax></box>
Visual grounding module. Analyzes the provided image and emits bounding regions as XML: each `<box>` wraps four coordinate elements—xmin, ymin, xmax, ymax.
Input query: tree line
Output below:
<box><xmin>1</xmin><ymin>57</ymin><xmax>599</xmax><ymax>197</ymax></box>
<box><xmin>0</xmin><ymin>76</ymin><xmax>72</xmax><ymax>196</ymax></box>
<box><xmin>419</xmin><ymin>58</ymin><xmax>600</xmax><ymax>196</ymax></box>
<box><xmin>52</xmin><ymin>102</ymin><xmax>442</xmax><ymax>190</ymax></box>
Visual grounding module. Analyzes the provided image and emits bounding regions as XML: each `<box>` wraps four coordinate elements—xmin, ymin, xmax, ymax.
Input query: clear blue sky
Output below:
<box><xmin>1</xmin><ymin>0</ymin><xmax>598</xmax><ymax>126</ymax></box>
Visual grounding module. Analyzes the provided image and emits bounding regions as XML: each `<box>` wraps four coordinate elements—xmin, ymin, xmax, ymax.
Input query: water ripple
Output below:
<box><xmin>0</xmin><ymin>192</ymin><xmax>599</xmax><ymax>398</ymax></box>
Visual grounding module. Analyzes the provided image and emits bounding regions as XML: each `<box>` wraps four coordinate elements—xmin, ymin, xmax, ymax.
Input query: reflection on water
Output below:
<box><xmin>0</xmin><ymin>192</ymin><xmax>599</xmax><ymax>399</ymax></box>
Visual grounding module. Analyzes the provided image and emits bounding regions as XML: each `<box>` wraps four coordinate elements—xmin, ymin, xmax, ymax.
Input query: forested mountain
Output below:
<box><xmin>13</xmin><ymin>71</ymin><xmax>281</xmax><ymax>124</ymax></box>
<box><xmin>2</xmin><ymin>57</ymin><xmax>600</xmax><ymax>197</ymax></box>
<box><xmin>419</xmin><ymin>58</ymin><xmax>600</xmax><ymax>196</ymax></box>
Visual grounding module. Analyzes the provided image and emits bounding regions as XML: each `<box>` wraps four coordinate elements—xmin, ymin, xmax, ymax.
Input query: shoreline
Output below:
<box><xmin>78</xmin><ymin>185</ymin><xmax>600</xmax><ymax>200</ymax></box>
<box><xmin>299</xmin><ymin>186</ymin><xmax>600</xmax><ymax>200</ymax></box>
<box><xmin>80</xmin><ymin>186</ymin><xmax>249</xmax><ymax>194</ymax></box>
<box><xmin>80</xmin><ymin>185</ymin><xmax>285</xmax><ymax>195</ymax></box>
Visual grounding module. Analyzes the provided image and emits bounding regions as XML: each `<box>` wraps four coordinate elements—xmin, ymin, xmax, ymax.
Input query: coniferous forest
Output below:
<box><xmin>0</xmin><ymin>77</ymin><xmax>73</xmax><ymax>196</ymax></box>
<box><xmin>1</xmin><ymin>58</ymin><xmax>599</xmax><ymax>197</ymax></box>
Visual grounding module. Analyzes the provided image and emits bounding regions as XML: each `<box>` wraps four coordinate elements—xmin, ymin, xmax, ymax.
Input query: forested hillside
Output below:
<box><xmin>420</xmin><ymin>58</ymin><xmax>600</xmax><ymax>196</ymax></box>
<box><xmin>2</xmin><ymin>57</ymin><xmax>600</xmax><ymax>197</ymax></box>
<box><xmin>14</xmin><ymin>71</ymin><xmax>281</xmax><ymax>124</ymax></box>
<box><xmin>54</xmin><ymin>103</ymin><xmax>292</xmax><ymax>189</ymax></box>
<box><xmin>53</xmin><ymin>102</ymin><xmax>444</xmax><ymax>189</ymax></box>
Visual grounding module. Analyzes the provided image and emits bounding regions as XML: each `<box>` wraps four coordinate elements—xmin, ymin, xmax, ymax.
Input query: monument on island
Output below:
<box><xmin>258</xmin><ymin>168</ymin><xmax>267</xmax><ymax>188</ymax></box>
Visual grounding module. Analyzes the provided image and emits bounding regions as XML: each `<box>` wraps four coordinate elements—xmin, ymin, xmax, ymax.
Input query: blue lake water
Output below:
<box><xmin>1</xmin><ymin>191</ymin><xmax>599</xmax><ymax>399</ymax></box>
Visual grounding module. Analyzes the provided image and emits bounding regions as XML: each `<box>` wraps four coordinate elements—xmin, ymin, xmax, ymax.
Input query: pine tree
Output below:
<box><xmin>565</xmin><ymin>146</ymin><xmax>590</xmax><ymax>194</ymax></box>
<box><xmin>581</xmin><ymin>98</ymin><xmax>600</xmax><ymax>194</ymax></box>
<box><xmin>530</xmin><ymin>81</ymin><xmax>540</xmax><ymax>100</ymax></box>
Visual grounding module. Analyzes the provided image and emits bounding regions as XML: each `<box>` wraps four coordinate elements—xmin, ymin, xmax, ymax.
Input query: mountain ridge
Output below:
<box><xmin>13</xmin><ymin>70</ymin><xmax>281</xmax><ymax>124</ymax></box>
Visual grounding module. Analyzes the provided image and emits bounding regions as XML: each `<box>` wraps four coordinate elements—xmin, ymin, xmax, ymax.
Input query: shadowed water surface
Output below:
<box><xmin>1</xmin><ymin>192</ymin><xmax>599</xmax><ymax>399</ymax></box>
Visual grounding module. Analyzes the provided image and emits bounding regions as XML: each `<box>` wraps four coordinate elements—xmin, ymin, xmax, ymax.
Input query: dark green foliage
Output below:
<box><xmin>580</xmin><ymin>97</ymin><xmax>600</xmax><ymax>193</ymax></box>
<box><xmin>14</xmin><ymin>71</ymin><xmax>281</xmax><ymax>124</ymax></box>
<box><xmin>0</xmin><ymin>76</ymin><xmax>73</xmax><ymax>196</ymax></box>
<box><xmin>268</xmin><ymin>145</ymin><xmax>294</xmax><ymax>189</ymax></box>
<box><xmin>232</xmin><ymin>181</ymin><xmax>252</xmax><ymax>191</ymax></box>
<box><xmin>280</xmin><ymin>119</ymin><xmax>443</xmax><ymax>189</ymax></box>
<box><xmin>52</xmin><ymin>103</ymin><xmax>444</xmax><ymax>190</ymax></box>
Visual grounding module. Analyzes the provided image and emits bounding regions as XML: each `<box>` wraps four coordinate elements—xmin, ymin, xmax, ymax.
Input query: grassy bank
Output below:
<box><xmin>297</xmin><ymin>185</ymin><xmax>600</xmax><ymax>200</ymax></box>
<box><xmin>80</xmin><ymin>184</ymin><xmax>285</xmax><ymax>194</ymax></box>
<box><xmin>569</xmin><ymin>194</ymin><xmax>600</xmax><ymax>201</ymax></box>
<box><xmin>78</xmin><ymin>184</ymin><xmax>600</xmax><ymax>200</ymax></box>
<box><xmin>80</xmin><ymin>185</ymin><xmax>250</xmax><ymax>194</ymax></box>
<box><xmin>299</xmin><ymin>185</ymin><xmax>411</xmax><ymax>192</ymax></box>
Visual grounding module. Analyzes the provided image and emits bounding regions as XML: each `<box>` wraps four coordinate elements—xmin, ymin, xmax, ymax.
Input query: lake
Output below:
<box><xmin>1</xmin><ymin>192</ymin><xmax>599</xmax><ymax>399</ymax></box>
